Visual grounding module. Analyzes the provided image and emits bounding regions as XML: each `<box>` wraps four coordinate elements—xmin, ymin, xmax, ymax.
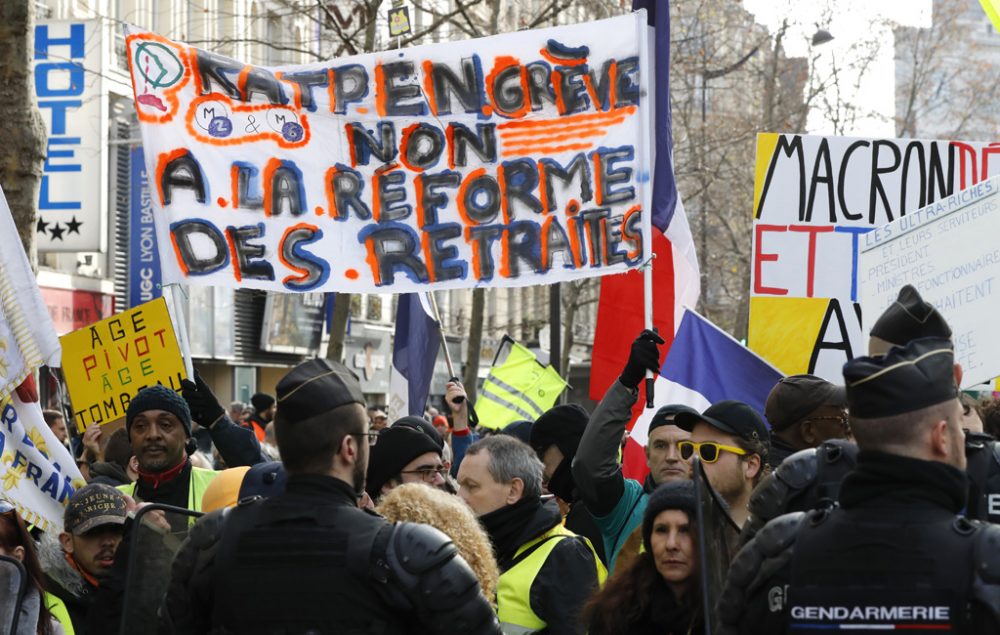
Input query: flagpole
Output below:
<box><xmin>639</xmin><ymin>8</ymin><xmax>656</xmax><ymax>409</ymax></box>
<box><xmin>423</xmin><ymin>291</ymin><xmax>456</xmax><ymax>379</ymax></box>
<box><xmin>164</xmin><ymin>284</ymin><xmax>195</xmax><ymax>380</ymax></box>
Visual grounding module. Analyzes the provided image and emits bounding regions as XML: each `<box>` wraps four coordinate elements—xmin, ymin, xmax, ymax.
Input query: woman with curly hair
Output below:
<box><xmin>0</xmin><ymin>501</ymin><xmax>61</xmax><ymax>635</ymax></box>
<box><xmin>581</xmin><ymin>481</ymin><xmax>703</xmax><ymax>635</ymax></box>
<box><xmin>376</xmin><ymin>483</ymin><xmax>500</xmax><ymax>604</ymax></box>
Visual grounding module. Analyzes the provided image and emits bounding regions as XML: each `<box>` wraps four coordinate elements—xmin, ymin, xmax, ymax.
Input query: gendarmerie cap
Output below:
<box><xmin>674</xmin><ymin>400</ymin><xmax>770</xmax><ymax>455</ymax></box>
<box><xmin>844</xmin><ymin>337</ymin><xmax>957</xmax><ymax>418</ymax></box>
<box><xmin>275</xmin><ymin>359</ymin><xmax>365</xmax><ymax>425</ymax></box>
<box><xmin>765</xmin><ymin>375</ymin><xmax>846</xmax><ymax>431</ymax></box>
<box><xmin>870</xmin><ymin>285</ymin><xmax>952</xmax><ymax>347</ymax></box>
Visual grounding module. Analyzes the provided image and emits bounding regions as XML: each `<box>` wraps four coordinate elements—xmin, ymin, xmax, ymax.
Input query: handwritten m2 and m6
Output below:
<box><xmin>127</xmin><ymin>15</ymin><xmax>653</xmax><ymax>294</ymax></box>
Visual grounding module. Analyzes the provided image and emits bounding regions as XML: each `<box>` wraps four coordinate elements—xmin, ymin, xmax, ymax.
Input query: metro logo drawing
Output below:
<box><xmin>124</xmin><ymin>14</ymin><xmax>654</xmax><ymax>295</ymax></box>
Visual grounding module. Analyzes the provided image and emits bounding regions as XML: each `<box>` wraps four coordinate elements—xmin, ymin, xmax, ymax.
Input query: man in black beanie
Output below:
<box><xmin>718</xmin><ymin>338</ymin><xmax>1000</xmax><ymax>634</ymax></box>
<box><xmin>118</xmin><ymin>384</ymin><xmax>220</xmax><ymax>512</ymax></box>
<box><xmin>365</xmin><ymin>419</ymin><xmax>448</xmax><ymax>503</ymax></box>
<box><xmin>162</xmin><ymin>358</ymin><xmax>501</xmax><ymax>635</ymax></box>
<box><xmin>246</xmin><ymin>392</ymin><xmax>276</xmax><ymax>442</ymax></box>
<box><xmin>530</xmin><ymin>404</ymin><xmax>607</xmax><ymax>565</ymax></box>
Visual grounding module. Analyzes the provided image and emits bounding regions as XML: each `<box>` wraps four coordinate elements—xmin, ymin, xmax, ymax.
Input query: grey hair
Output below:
<box><xmin>465</xmin><ymin>435</ymin><xmax>544</xmax><ymax>499</ymax></box>
<box><xmin>230</xmin><ymin>401</ymin><xmax>247</xmax><ymax>412</ymax></box>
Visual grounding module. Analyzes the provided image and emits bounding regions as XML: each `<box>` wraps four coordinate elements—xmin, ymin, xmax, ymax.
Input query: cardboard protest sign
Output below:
<box><xmin>124</xmin><ymin>14</ymin><xmax>653</xmax><ymax>295</ymax></box>
<box><xmin>60</xmin><ymin>297</ymin><xmax>186</xmax><ymax>432</ymax></box>
<box><xmin>1</xmin><ymin>394</ymin><xmax>86</xmax><ymax>533</ymax></box>
<box><xmin>860</xmin><ymin>177</ymin><xmax>1000</xmax><ymax>387</ymax></box>
<box><xmin>749</xmin><ymin>133</ymin><xmax>1000</xmax><ymax>381</ymax></box>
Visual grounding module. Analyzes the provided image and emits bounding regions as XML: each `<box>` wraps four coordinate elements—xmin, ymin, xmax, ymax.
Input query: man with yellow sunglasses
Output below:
<box><xmin>674</xmin><ymin>401</ymin><xmax>770</xmax><ymax>528</ymax></box>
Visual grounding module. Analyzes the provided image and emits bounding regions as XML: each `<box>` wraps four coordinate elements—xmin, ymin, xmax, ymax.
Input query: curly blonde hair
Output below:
<box><xmin>377</xmin><ymin>483</ymin><xmax>499</xmax><ymax>603</ymax></box>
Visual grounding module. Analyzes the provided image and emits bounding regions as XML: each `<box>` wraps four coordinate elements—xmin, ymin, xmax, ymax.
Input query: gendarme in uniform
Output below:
<box><xmin>718</xmin><ymin>337</ymin><xmax>1000</xmax><ymax>634</ymax></box>
<box><xmin>160</xmin><ymin>358</ymin><xmax>500</xmax><ymax>635</ymax></box>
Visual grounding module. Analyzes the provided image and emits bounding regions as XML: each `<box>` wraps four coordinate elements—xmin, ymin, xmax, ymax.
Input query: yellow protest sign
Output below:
<box><xmin>60</xmin><ymin>297</ymin><xmax>186</xmax><ymax>432</ymax></box>
<box><xmin>981</xmin><ymin>0</ymin><xmax>1000</xmax><ymax>33</ymax></box>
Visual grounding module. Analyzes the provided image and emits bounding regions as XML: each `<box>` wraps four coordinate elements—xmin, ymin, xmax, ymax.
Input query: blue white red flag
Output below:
<box><xmin>388</xmin><ymin>293</ymin><xmax>442</xmax><ymax>420</ymax></box>
<box><xmin>630</xmin><ymin>309</ymin><xmax>783</xmax><ymax>446</ymax></box>
<box><xmin>590</xmin><ymin>0</ymin><xmax>700</xmax><ymax>404</ymax></box>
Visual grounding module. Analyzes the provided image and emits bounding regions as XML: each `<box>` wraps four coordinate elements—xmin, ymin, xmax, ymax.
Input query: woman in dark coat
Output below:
<box><xmin>582</xmin><ymin>480</ymin><xmax>704</xmax><ymax>635</ymax></box>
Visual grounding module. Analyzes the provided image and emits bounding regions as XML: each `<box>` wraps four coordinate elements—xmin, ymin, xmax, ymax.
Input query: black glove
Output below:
<box><xmin>180</xmin><ymin>373</ymin><xmax>226</xmax><ymax>428</ymax></box>
<box><xmin>619</xmin><ymin>329</ymin><xmax>665</xmax><ymax>390</ymax></box>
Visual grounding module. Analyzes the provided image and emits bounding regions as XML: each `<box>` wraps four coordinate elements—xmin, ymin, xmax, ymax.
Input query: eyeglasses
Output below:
<box><xmin>804</xmin><ymin>412</ymin><xmax>852</xmax><ymax>436</ymax></box>
<box><xmin>399</xmin><ymin>466</ymin><xmax>448</xmax><ymax>482</ymax></box>
<box><xmin>351</xmin><ymin>432</ymin><xmax>379</xmax><ymax>447</ymax></box>
<box><xmin>677</xmin><ymin>440</ymin><xmax>748</xmax><ymax>463</ymax></box>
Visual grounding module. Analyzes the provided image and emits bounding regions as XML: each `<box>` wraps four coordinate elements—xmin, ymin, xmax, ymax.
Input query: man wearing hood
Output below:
<box><xmin>458</xmin><ymin>435</ymin><xmax>605</xmax><ymax>635</ymax></box>
<box><xmin>40</xmin><ymin>484</ymin><xmax>128</xmax><ymax>635</ymax></box>
<box><xmin>530</xmin><ymin>404</ymin><xmax>607</xmax><ymax>566</ymax></box>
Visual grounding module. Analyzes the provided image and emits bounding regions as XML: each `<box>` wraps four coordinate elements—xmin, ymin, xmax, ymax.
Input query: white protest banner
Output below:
<box><xmin>125</xmin><ymin>14</ymin><xmax>653</xmax><ymax>295</ymax></box>
<box><xmin>1</xmin><ymin>393</ymin><xmax>86</xmax><ymax>533</ymax></box>
<box><xmin>860</xmin><ymin>177</ymin><xmax>1000</xmax><ymax>387</ymax></box>
<box><xmin>0</xmin><ymin>186</ymin><xmax>62</xmax><ymax>400</ymax></box>
<box><xmin>749</xmin><ymin>133</ymin><xmax>1000</xmax><ymax>382</ymax></box>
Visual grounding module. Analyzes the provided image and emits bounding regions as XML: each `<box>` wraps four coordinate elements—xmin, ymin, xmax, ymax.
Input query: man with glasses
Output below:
<box><xmin>162</xmin><ymin>358</ymin><xmax>500</xmax><ymax>635</ymax></box>
<box><xmin>674</xmin><ymin>401</ymin><xmax>770</xmax><ymax>527</ymax></box>
<box><xmin>763</xmin><ymin>375</ymin><xmax>850</xmax><ymax>469</ymax></box>
<box><xmin>365</xmin><ymin>420</ymin><xmax>449</xmax><ymax>503</ymax></box>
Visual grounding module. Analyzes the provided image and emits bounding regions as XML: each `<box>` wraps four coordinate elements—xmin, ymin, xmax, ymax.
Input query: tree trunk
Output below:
<box><xmin>325</xmin><ymin>293</ymin><xmax>353</xmax><ymax>363</ymax></box>
<box><xmin>462</xmin><ymin>287</ymin><xmax>485</xmax><ymax>404</ymax></box>
<box><xmin>0</xmin><ymin>0</ymin><xmax>46</xmax><ymax>270</ymax></box>
<box><xmin>363</xmin><ymin>0</ymin><xmax>384</xmax><ymax>52</ymax></box>
<box><xmin>560</xmin><ymin>285</ymin><xmax>580</xmax><ymax>379</ymax></box>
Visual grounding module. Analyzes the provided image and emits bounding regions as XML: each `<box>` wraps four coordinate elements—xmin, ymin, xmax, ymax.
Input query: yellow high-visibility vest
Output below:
<box><xmin>118</xmin><ymin>466</ymin><xmax>219</xmax><ymax>512</ymax></box>
<box><xmin>497</xmin><ymin>524</ymin><xmax>607</xmax><ymax>635</ymax></box>
<box><xmin>476</xmin><ymin>341</ymin><xmax>566</xmax><ymax>430</ymax></box>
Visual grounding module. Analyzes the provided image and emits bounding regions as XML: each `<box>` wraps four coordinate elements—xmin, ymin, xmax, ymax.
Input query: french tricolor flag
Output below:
<box><xmin>590</xmin><ymin>1</ymin><xmax>700</xmax><ymax>422</ymax></box>
<box><xmin>630</xmin><ymin>309</ymin><xmax>783</xmax><ymax>451</ymax></box>
<box><xmin>388</xmin><ymin>293</ymin><xmax>442</xmax><ymax>419</ymax></box>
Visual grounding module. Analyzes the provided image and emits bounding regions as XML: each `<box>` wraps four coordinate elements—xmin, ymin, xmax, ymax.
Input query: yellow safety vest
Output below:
<box><xmin>45</xmin><ymin>593</ymin><xmax>74</xmax><ymax>635</ymax></box>
<box><xmin>117</xmin><ymin>466</ymin><xmax>219</xmax><ymax>512</ymax></box>
<box><xmin>477</xmin><ymin>341</ymin><xmax>567</xmax><ymax>431</ymax></box>
<box><xmin>497</xmin><ymin>524</ymin><xmax>607</xmax><ymax>635</ymax></box>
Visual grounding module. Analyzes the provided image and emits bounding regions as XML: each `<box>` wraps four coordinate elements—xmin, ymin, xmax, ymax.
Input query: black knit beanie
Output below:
<box><xmin>642</xmin><ymin>480</ymin><xmax>697</xmax><ymax>553</ymax></box>
<box><xmin>126</xmin><ymin>384</ymin><xmax>192</xmax><ymax>438</ymax></box>
<box><xmin>530</xmin><ymin>404</ymin><xmax>589</xmax><ymax>459</ymax></box>
<box><xmin>365</xmin><ymin>425</ymin><xmax>442</xmax><ymax>500</ymax></box>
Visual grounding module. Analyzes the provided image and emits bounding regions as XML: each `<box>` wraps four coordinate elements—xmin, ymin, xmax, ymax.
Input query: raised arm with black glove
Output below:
<box><xmin>618</xmin><ymin>329</ymin><xmax>665</xmax><ymax>390</ymax></box>
<box><xmin>573</xmin><ymin>330</ymin><xmax>664</xmax><ymax>516</ymax></box>
<box><xmin>181</xmin><ymin>373</ymin><xmax>266</xmax><ymax>467</ymax></box>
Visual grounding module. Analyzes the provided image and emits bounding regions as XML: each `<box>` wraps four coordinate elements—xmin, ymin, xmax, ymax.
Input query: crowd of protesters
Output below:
<box><xmin>3</xmin><ymin>284</ymin><xmax>1000</xmax><ymax>634</ymax></box>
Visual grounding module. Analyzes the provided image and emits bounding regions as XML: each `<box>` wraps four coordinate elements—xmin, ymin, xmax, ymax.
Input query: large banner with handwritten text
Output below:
<box><xmin>125</xmin><ymin>14</ymin><xmax>652</xmax><ymax>294</ymax></box>
<box><xmin>748</xmin><ymin>133</ymin><xmax>1000</xmax><ymax>382</ymax></box>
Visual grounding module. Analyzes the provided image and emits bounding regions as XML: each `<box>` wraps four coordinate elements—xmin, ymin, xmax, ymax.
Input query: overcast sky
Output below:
<box><xmin>743</xmin><ymin>0</ymin><xmax>934</xmax><ymax>136</ymax></box>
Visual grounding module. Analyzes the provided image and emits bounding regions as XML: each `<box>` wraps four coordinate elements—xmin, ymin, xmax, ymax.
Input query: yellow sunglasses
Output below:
<box><xmin>677</xmin><ymin>440</ymin><xmax>748</xmax><ymax>463</ymax></box>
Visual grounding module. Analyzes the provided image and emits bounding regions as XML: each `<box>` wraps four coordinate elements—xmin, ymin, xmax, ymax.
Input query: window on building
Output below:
<box><xmin>367</xmin><ymin>295</ymin><xmax>383</xmax><ymax>321</ymax></box>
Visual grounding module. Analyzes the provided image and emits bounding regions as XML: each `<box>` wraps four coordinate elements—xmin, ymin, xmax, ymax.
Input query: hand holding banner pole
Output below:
<box><xmin>424</xmin><ymin>291</ymin><xmax>463</xmax><ymax>403</ymax></box>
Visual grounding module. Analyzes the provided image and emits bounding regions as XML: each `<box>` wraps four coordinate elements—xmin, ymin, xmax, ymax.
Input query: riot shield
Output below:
<box><xmin>0</xmin><ymin>554</ymin><xmax>27</xmax><ymax>635</ymax></box>
<box><xmin>692</xmin><ymin>456</ymin><xmax>741</xmax><ymax>635</ymax></box>
<box><xmin>120</xmin><ymin>504</ymin><xmax>203</xmax><ymax>635</ymax></box>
